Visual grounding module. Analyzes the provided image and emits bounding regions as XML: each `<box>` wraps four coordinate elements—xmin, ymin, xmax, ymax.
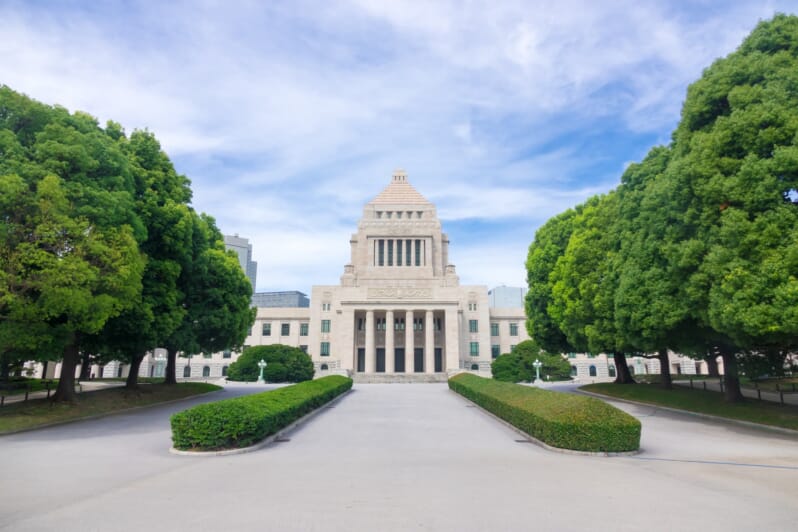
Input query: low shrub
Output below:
<box><xmin>449</xmin><ymin>373</ymin><xmax>640</xmax><ymax>452</ymax></box>
<box><xmin>226</xmin><ymin>344</ymin><xmax>314</xmax><ymax>382</ymax></box>
<box><xmin>171</xmin><ymin>375</ymin><xmax>352</xmax><ymax>451</ymax></box>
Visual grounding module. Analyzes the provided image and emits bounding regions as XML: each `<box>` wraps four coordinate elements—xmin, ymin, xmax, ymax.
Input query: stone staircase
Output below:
<box><xmin>352</xmin><ymin>373</ymin><xmax>449</xmax><ymax>384</ymax></box>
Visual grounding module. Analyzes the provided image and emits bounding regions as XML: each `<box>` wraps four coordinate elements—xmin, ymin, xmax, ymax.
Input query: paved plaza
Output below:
<box><xmin>1</xmin><ymin>382</ymin><xmax>797</xmax><ymax>531</ymax></box>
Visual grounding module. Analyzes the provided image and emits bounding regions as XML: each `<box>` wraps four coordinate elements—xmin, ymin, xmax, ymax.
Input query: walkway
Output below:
<box><xmin>1</xmin><ymin>383</ymin><xmax>797</xmax><ymax>531</ymax></box>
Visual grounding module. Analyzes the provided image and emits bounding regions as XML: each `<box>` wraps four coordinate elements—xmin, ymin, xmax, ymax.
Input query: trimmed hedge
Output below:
<box><xmin>171</xmin><ymin>375</ymin><xmax>352</xmax><ymax>451</ymax></box>
<box><xmin>449</xmin><ymin>373</ymin><xmax>640</xmax><ymax>452</ymax></box>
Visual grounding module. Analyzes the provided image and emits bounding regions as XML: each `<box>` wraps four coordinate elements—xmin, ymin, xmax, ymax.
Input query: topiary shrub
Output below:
<box><xmin>171</xmin><ymin>375</ymin><xmax>352</xmax><ymax>451</ymax></box>
<box><xmin>227</xmin><ymin>344</ymin><xmax>314</xmax><ymax>382</ymax></box>
<box><xmin>491</xmin><ymin>340</ymin><xmax>572</xmax><ymax>382</ymax></box>
<box><xmin>449</xmin><ymin>373</ymin><xmax>640</xmax><ymax>452</ymax></box>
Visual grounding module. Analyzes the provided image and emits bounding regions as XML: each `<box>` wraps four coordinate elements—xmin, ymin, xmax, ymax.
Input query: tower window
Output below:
<box><xmin>415</xmin><ymin>240</ymin><xmax>421</xmax><ymax>266</ymax></box>
<box><xmin>378</xmin><ymin>239</ymin><xmax>385</xmax><ymax>266</ymax></box>
<box><xmin>397</xmin><ymin>239</ymin><xmax>403</xmax><ymax>266</ymax></box>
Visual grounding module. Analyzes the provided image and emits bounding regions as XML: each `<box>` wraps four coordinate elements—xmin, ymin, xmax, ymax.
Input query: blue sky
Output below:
<box><xmin>1</xmin><ymin>1</ymin><xmax>794</xmax><ymax>294</ymax></box>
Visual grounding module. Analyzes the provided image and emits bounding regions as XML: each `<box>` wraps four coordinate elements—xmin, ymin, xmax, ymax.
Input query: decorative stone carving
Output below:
<box><xmin>368</xmin><ymin>287</ymin><xmax>433</xmax><ymax>299</ymax></box>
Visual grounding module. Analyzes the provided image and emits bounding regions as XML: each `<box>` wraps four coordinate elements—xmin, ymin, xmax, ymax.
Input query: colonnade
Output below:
<box><xmin>356</xmin><ymin>308</ymin><xmax>444</xmax><ymax>374</ymax></box>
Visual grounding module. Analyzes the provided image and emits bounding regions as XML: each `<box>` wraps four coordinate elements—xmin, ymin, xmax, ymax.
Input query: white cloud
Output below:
<box><xmin>1</xmin><ymin>0</ymin><xmax>794</xmax><ymax>293</ymax></box>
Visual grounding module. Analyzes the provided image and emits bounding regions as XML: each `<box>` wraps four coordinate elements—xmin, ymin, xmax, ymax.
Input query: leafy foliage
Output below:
<box><xmin>170</xmin><ymin>375</ymin><xmax>352</xmax><ymax>450</ymax></box>
<box><xmin>449</xmin><ymin>373</ymin><xmax>640</xmax><ymax>452</ymax></box>
<box><xmin>491</xmin><ymin>340</ymin><xmax>571</xmax><ymax>382</ymax></box>
<box><xmin>524</xmin><ymin>14</ymin><xmax>798</xmax><ymax>401</ymax></box>
<box><xmin>226</xmin><ymin>344</ymin><xmax>314</xmax><ymax>383</ymax></box>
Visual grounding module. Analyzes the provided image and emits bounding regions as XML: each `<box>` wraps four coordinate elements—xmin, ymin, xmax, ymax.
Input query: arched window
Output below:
<box><xmin>470</xmin><ymin>364</ymin><xmax>479</xmax><ymax>371</ymax></box>
<box><xmin>608</xmin><ymin>365</ymin><xmax>616</xmax><ymax>377</ymax></box>
<box><xmin>183</xmin><ymin>366</ymin><xmax>191</xmax><ymax>378</ymax></box>
<box><xmin>570</xmin><ymin>365</ymin><xmax>577</xmax><ymax>377</ymax></box>
<box><xmin>320</xmin><ymin>364</ymin><xmax>329</xmax><ymax>371</ymax></box>
<box><xmin>589</xmin><ymin>365</ymin><xmax>597</xmax><ymax>377</ymax></box>
<box><xmin>222</xmin><ymin>365</ymin><xmax>229</xmax><ymax>377</ymax></box>
<box><xmin>202</xmin><ymin>366</ymin><xmax>210</xmax><ymax>377</ymax></box>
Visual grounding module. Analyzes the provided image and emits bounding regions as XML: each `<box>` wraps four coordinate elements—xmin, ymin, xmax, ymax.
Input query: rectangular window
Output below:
<box><xmin>262</xmin><ymin>323</ymin><xmax>271</xmax><ymax>336</ymax></box>
<box><xmin>299</xmin><ymin>345</ymin><xmax>308</xmax><ymax>353</ymax></box>
<box><xmin>470</xmin><ymin>342</ymin><xmax>479</xmax><ymax>356</ymax></box>
<box><xmin>203</xmin><ymin>352</ymin><xmax>211</xmax><ymax>359</ymax></box>
<box><xmin>281</xmin><ymin>323</ymin><xmax>290</xmax><ymax>336</ymax></box>
<box><xmin>321</xmin><ymin>320</ymin><xmax>331</xmax><ymax>333</ymax></box>
<box><xmin>378</xmin><ymin>239</ymin><xmax>385</xmax><ymax>266</ymax></box>
<box><xmin>320</xmin><ymin>342</ymin><xmax>330</xmax><ymax>356</ymax></box>
<box><xmin>510</xmin><ymin>344</ymin><xmax>516</xmax><ymax>352</ymax></box>
<box><xmin>387</xmin><ymin>239</ymin><xmax>393</xmax><ymax>266</ymax></box>
<box><xmin>434</xmin><ymin>317</ymin><xmax>442</xmax><ymax>331</ymax></box>
<box><xmin>322</xmin><ymin>302</ymin><xmax>331</xmax><ymax>311</ymax></box>
<box><xmin>415</xmin><ymin>240</ymin><xmax>421</xmax><ymax>266</ymax></box>
<box><xmin>414</xmin><ymin>318</ymin><xmax>423</xmax><ymax>331</ymax></box>
<box><xmin>510</xmin><ymin>323</ymin><xmax>519</xmax><ymax>336</ymax></box>
<box><xmin>300</xmin><ymin>323</ymin><xmax>309</xmax><ymax>336</ymax></box>
<box><xmin>568</xmin><ymin>352</ymin><xmax>576</xmax><ymax>359</ymax></box>
<box><xmin>490</xmin><ymin>323</ymin><xmax>499</xmax><ymax>336</ymax></box>
<box><xmin>468</xmin><ymin>302</ymin><xmax>477</xmax><ymax>311</ymax></box>
<box><xmin>223</xmin><ymin>350</ymin><xmax>232</xmax><ymax>359</ymax></box>
<box><xmin>397</xmin><ymin>239</ymin><xmax>402</xmax><ymax>266</ymax></box>
<box><xmin>469</xmin><ymin>319</ymin><xmax>478</xmax><ymax>333</ymax></box>
<box><xmin>491</xmin><ymin>345</ymin><xmax>500</xmax><ymax>359</ymax></box>
<box><xmin>395</xmin><ymin>318</ymin><xmax>405</xmax><ymax>330</ymax></box>
<box><xmin>406</xmin><ymin>239</ymin><xmax>412</xmax><ymax>266</ymax></box>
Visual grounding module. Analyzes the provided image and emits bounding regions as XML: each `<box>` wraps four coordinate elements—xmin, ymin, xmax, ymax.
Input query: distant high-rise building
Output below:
<box><xmin>251</xmin><ymin>291</ymin><xmax>310</xmax><ymax>308</ymax></box>
<box><xmin>488</xmin><ymin>286</ymin><xmax>526</xmax><ymax>308</ymax></box>
<box><xmin>223</xmin><ymin>234</ymin><xmax>257</xmax><ymax>290</ymax></box>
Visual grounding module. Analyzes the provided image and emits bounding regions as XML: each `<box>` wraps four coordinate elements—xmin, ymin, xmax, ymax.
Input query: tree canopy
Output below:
<box><xmin>524</xmin><ymin>14</ymin><xmax>798</xmax><ymax>402</ymax></box>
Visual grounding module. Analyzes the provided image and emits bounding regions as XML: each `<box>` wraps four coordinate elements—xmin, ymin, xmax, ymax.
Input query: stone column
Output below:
<box><xmin>444</xmin><ymin>306</ymin><xmax>459</xmax><ymax>372</ymax></box>
<box><xmin>425</xmin><ymin>310</ymin><xmax>435</xmax><ymax>373</ymax></box>
<box><xmin>405</xmin><ymin>310</ymin><xmax>414</xmax><ymax>373</ymax></box>
<box><xmin>365</xmin><ymin>310</ymin><xmax>375</xmax><ymax>373</ymax></box>
<box><xmin>386</xmin><ymin>309</ymin><xmax>395</xmax><ymax>374</ymax></box>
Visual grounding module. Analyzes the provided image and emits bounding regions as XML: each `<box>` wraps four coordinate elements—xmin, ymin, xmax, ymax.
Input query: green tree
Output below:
<box><xmin>548</xmin><ymin>193</ymin><xmax>636</xmax><ymax>384</ymax></box>
<box><xmin>227</xmin><ymin>344</ymin><xmax>313</xmax><ymax>383</ymax></box>
<box><xmin>97</xmin><ymin>130</ymin><xmax>193</xmax><ymax>389</ymax></box>
<box><xmin>666</xmin><ymin>14</ymin><xmax>798</xmax><ymax>400</ymax></box>
<box><xmin>0</xmin><ymin>87</ymin><xmax>145</xmax><ymax>402</ymax></box>
<box><xmin>525</xmin><ymin>209</ymin><xmax>578</xmax><ymax>354</ymax></box>
<box><xmin>163</xmin><ymin>212</ymin><xmax>255</xmax><ymax>384</ymax></box>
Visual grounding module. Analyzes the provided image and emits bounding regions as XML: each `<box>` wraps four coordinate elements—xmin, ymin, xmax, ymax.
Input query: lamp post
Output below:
<box><xmin>257</xmin><ymin>359</ymin><xmax>267</xmax><ymax>384</ymax></box>
<box><xmin>533</xmin><ymin>358</ymin><xmax>542</xmax><ymax>383</ymax></box>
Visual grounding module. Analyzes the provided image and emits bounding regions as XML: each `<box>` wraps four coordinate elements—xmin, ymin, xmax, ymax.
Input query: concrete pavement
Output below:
<box><xmin>1</xmin><ymin>382</ymin><xmax>797</xmax><ymax>531</ymax></box>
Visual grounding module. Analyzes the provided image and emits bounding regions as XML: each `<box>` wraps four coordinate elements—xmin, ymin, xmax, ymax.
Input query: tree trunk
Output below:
<box><xmin>41</xmin><ymin>360</ymin><xmax>49</xmax><ymax>380</ymax></box>
<box><xmin>125</xmin><ymin>352</ymin><xmax>145</xmax><ymax>389</ymax></box>
<box><xmin>79</xmin><ymin>351</ymin><xmax>92</xmax><ymax>381</ymax></box>
<box><xmin>704</xmin><ymin>352</ymin><xmax>720</xmax><ymax>377</ymax></box>
<box><xmin>52</xmin><ymin>337</ymin><xmax>80</xmax><ymax>403</ymax></box>
<box><xmin>719</xmin><ymin>345</ymin><xmax>744</xmax><ymax>403</ymax></box>
<box><xmin>613</xmin><ymin>352</ymin><xmax>635</xmax><ymax>384</ymax></box>
<box><xmin>165</xmin><ymin>347</ymin><xmax>178</xmax><ymax>385</ymax></box>
<box><xmin>658</xmin><ymin>348</ymin><xmax>672</xmax><ymax>389</ymax></box>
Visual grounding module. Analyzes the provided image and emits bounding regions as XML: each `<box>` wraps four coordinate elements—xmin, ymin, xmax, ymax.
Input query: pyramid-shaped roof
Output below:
<box><xmin>370</xmin><ymin>169</ymin><xmax>431</xmax><ymax>205</ymax></box>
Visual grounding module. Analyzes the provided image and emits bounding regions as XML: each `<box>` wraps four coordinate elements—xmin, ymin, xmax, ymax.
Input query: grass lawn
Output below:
<box><xmin>582</xmin><ymin>383</ymin><xmax>798</xmax><ymax>431</ymax></box>
<box><xmin>0</xmin><ymin>382</ymin><xmax>221</xmax><ymax>434</ymax></box>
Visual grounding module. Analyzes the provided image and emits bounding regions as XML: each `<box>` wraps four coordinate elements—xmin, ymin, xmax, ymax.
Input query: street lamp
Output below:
<box><xmin>257</xmin><ymin>359</ymin><xmax>267</xmax><ymax>384</ymax></box>
<box><xmin>533</xmin><ymin>358</ymin><xmax>542</xmax><ymax>383</ymax></box>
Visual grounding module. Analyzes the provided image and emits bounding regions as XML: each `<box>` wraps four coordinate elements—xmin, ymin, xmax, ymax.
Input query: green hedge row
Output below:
<box><xmin>171</xmin><ymin>375</ymin><xmax>352</xmax><ymax>451</ymax></box>
<box><xmin>449</xmin><ymin>373</ymin><xmax>640</xmax><ymax>452</ymax></box>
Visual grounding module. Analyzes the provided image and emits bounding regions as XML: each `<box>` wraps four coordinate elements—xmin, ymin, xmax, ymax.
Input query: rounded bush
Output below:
<box><xmin>227</xmin><ymin>344</ymin><xmax>314</xmax><ymax>382</ymax></box>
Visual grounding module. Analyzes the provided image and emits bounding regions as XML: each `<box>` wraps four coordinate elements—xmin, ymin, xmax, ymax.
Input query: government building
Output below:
<box><xmin>244</xmin><ymin>169</ymin><xmax>528</xmax><ymax>380</ymax></box>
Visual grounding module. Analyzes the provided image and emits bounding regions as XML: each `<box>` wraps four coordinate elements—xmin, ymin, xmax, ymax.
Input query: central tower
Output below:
<box><xmin>340</xmin><ymin>168</ymin><xmax>459</xmax><ymax>288</ymax></box>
